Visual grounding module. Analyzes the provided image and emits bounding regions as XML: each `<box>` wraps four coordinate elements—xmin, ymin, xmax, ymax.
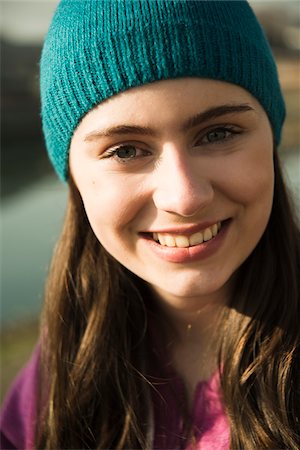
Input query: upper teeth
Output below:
<box><xmin>153</xmin><ymin>222</ymin><xmax>221</xmax><ymax>248</ymax></box>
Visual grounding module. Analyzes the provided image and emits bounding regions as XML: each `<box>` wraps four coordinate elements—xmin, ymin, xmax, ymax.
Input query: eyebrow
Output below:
<box><xmin>84</xmin><ymin>103</ymin><xmax>254</xmax><ymax>141</ymax></box>
<box><xmin>182</xmin><ymin>103</ymin><xmax>254</xmax><ymax>130</ymax></box>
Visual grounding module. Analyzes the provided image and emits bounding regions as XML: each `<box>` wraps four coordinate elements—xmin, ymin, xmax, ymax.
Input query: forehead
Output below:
<box><xmin>75</xmin><ymin>78</ymin><xmax>265</xmax><ymax>137</ymax></box>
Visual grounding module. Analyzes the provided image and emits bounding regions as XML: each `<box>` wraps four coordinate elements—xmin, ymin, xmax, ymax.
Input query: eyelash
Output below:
<box><xmin>102</xmin><ymin>125</ymin><xmax>242</xmax><ymax>163</ymax></box>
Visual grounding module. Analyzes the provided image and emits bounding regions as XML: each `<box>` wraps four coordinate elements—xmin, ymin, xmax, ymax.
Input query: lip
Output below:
<box><xmin>141</xmin><ymin>219</ymin><xmax>231</xmax><ymax>263</ymax></box>
<box><xmin>142</xmin><ymin>220</ymin><xmax>224</xmax><ymax>236</ymax></box>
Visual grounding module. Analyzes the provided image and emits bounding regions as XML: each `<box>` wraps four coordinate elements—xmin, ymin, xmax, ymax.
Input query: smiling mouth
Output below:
<box><xmin>145</xmin><ymin>221</ymin><xmax>222</xmax><ymax>248</ymax></box>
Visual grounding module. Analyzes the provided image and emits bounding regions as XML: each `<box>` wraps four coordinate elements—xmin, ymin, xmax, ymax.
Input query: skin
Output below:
<box><xmin>69</xmin><ymin>78</ymin><xmax>274</xmax><ymax>396</ymax></box>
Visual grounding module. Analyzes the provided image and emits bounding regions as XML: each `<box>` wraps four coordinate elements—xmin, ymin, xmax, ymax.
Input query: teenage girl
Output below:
<box><xmin>1</xmin><ymin>1</ymin><xmax>299</xmax><ymax>449</ymax></box>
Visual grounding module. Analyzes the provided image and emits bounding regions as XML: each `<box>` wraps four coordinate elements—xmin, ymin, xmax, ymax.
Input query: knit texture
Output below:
<box><xmin>40</xmin><ymin>0</ymin><xmax>286</xmax><ymax>181</ymax></box>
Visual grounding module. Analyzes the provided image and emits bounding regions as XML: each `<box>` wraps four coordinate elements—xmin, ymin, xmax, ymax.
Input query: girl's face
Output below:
<box><xmin>69</xmin><ymin>78</ymin><xmax>274</xmax><ymax>311</ymax></box>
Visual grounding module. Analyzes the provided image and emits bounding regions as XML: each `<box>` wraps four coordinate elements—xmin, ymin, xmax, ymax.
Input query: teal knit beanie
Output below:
<box><xmin>40</xmin><ymin>0</ymin><xmax>286</xmax><ymax>181</ymax></box>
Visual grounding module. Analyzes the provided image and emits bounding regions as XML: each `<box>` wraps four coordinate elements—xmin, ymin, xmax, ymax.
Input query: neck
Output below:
<box><xmin>150</xmin><ymin>286</ymin><xmax>231</xmax><ymax>401</ymax></box>
<box><xmin>151</xmin><ymin>284</ymin><xmax>230</xmax><ymax>344</ymax></box>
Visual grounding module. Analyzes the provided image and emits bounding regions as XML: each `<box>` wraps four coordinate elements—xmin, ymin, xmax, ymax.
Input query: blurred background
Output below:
<box><xmin>1</xmin><ymin>0</ymin><xmax>299</xmax><ymax>402</ymax></box>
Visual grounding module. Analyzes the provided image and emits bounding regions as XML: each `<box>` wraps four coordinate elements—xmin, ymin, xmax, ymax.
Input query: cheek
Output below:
<box><xmin>234</xmin><ymin>162</ymin><xmax>274</xmax><ymax>208</ymax></box>
<box><xmin>218</xmin><ymin>149</ymin><xmax>275</xmax><ymax>265</ymax></box>
<box><xmin>214</xmin><ymin>144</ymin><xmax>274</xmax><ymax>210</ymax></box>
<box><xmin>79</xmin><ymin>175</ymin><xmax>144</xmax><ymax>239</ymax></box>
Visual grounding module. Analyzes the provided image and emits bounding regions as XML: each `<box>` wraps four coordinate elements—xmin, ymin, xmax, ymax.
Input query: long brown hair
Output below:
<box><xmin>37</xmin><ymin>151</ymin><xmax>300</xmax><ymax>449</ymax></box>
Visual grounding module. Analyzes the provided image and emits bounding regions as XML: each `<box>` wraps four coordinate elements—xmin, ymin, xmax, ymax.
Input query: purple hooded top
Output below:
<box><xmin>1</xmin><ymin>343</ymin><xmax>229</xmax><ymax>449</ymax></box>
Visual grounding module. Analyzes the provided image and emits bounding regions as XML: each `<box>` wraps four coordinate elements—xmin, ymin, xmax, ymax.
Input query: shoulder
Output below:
<box><xmin>0</xmin><ymin>346</ymin><xmax>41</xmax><ymax>450</ymax></box>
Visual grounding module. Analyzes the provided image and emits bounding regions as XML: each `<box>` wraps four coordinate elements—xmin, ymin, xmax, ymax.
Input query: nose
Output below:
<box><xmin>152</xmin><ymin>149</ymin><xmax>214</xmax><ymax>217</ymax></box>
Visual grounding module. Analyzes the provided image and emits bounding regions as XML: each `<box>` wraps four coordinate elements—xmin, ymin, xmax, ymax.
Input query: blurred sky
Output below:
<box><xmin>0</xmin><ymin>0</ymin><xmax>59</xmax><ymax>45</ymax></box>
<box><xmin>1</xmin><ymin>0</ymin><xmax>300</xmax><ymax>45</ymax></box>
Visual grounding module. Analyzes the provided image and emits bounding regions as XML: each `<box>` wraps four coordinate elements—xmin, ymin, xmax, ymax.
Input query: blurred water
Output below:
<box><xmin>1</xmin><ymin>175</ymin><xmax>67</xmax><ymax>326</ymax></box>
<box><xmin>280</xmin><ymin>148</ymin><xmax>300</xmax><ymax>208</ymax></box>
<box><xmin>1</xmin><ymin>150</ymin><xmax>299</xmax><ymax>326</ymax></box>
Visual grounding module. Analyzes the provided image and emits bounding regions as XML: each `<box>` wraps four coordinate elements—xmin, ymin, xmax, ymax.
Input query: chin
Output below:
<box><xmin>149</xmin><ymin>271</ymin><xmax>233</xmax><ymax>306</ymax></box>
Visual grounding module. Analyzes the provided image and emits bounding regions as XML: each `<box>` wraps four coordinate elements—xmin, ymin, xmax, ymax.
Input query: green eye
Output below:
<box><xmin>103</xmin><ymin>143</ymin><xmax>151</xmax><ymax>163</ymax></box>
<box><xmin>206</xmin><ymin>129</ymin><xmax>229</xmax><ymax>142</ymax></box>
<box><xmin>115</xmin><ymin>145</ymin><xmax>137</xmax><ymax>159</ymax></box>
